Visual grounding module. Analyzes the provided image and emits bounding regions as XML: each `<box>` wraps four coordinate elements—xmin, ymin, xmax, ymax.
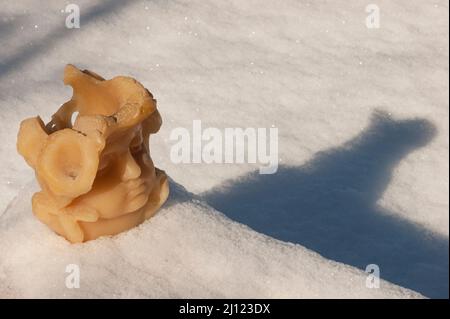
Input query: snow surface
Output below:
<box><xmin>0</xmin><ymin>179</ymin><xmax>422</xmax><ymax>298</ymax></box>
<box><xmin>0</xmin><ymin>0</ymin><xmax>448</xmax><ymax>298</ymax></box>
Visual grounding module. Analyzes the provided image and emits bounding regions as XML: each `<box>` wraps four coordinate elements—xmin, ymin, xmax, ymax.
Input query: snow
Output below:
<box><xmin>0</xmin><ymin>0</ymin><xmax>448</xmax><ymax>298</ymax></box>
<box><xmin>0</xmin><ymin>179</ymin><xmax>422</xmax><ymax>298</ymax></box>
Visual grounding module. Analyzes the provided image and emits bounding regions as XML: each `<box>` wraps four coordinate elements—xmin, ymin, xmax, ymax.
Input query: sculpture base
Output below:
<box><xmin>32</xmin><ymin>169</ymin><xmax>169</xmax><ymax>243</ymax></box>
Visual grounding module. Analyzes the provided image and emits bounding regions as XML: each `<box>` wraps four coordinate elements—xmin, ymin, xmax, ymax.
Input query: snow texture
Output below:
<box><xmin>0</xmin><ymin>179</ymin><xmax>422</xmax><ymax>298</ymax></box>
<box><xmin>0</xmin><ymin>0</ymin><xmax>448</xmax><ymax>298</ymax></box>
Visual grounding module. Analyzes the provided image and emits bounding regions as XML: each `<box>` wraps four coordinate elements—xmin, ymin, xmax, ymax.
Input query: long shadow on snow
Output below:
<box><xmin>196</xmin><ymin>111</ymin><xmax>448</xmax><ymax>298</ymax></box>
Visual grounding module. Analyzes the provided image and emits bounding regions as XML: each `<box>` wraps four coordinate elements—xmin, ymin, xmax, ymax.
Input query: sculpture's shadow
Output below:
<box><xmin>193</xmin><ymin>111</ymin><xmax>447</xmax><ymax>298</ymax></box>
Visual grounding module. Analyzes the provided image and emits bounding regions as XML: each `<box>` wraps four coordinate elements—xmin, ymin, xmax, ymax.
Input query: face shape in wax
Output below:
<box><xmin>17</xmin><ymin>65</ymin><xmax>169</xmax><ymax>243</ymax></box>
